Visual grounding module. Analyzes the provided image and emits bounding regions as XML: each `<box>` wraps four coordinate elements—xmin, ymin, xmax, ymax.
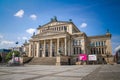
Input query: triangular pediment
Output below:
<box><xmin>39</xmin><ymin>21</ymin><xmax>70</xmax><ymax>29</ymax></box>
<box><xmin>37</xmin><ymin>18</ymin><xmax>80</xmax><ymax>35</ymax></box>
<box><xmin>41</xmin><ymin>30</ymin><xmax>63</xmax><ymax>36</ymax></box>
<box><xmin>33</xmin><ymin>30</ymin><xmax>65</xmax><ymax>38</ymax></box>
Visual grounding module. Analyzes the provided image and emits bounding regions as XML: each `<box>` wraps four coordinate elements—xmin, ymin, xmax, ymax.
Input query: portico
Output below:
<box><xmin>29</xmin><ymin>37</ymin><xmax>69</xmax><ymax>57</ymax></box>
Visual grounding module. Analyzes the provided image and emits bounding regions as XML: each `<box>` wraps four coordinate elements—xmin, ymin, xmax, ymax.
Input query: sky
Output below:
<box><xmin>0</xmin><ymin>0</ymin><xmax>120</xmax><ymax>54</ymax></box>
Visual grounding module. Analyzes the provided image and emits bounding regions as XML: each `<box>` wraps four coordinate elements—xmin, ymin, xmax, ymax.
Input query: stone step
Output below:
<box><xmin>23</xmin><ymin>57</ymin><xmax>33</xmax><ymax>64</ymax></box>
<box><xmin>28</xmin><ymin>57</ymin><xmax>56</xmax><ymax>65</ymax></box>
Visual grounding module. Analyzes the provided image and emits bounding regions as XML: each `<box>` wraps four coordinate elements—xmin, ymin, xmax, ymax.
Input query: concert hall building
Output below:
<box><xmin>23</xmin><ymin>17</ymin><xmax>113</xmax><ymax>64</ymax></box>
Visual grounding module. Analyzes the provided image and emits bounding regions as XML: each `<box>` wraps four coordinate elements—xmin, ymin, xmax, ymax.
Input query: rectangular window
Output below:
<box><xmin>91</xmin><ymin>48</ymin><xmax>92</xmax><ymax>54</ymax></box>
<box><xmin>79</xmin><ymin>40</ymin><xmax>81</xmax><ymax>46</ymax></box>
<box><xmin>102</xmin><ymin>48</ymin><xmax>104</xmax><ymax>54</ymax></box>
<box><xmin>99</xmin><ymin>48</ymin><xmax>101</xmax><ymax>54</ymax></box>
<box><xmin>77</xmin><ymin>40</ymin><xmax>79</xmax><ymax>45</ymax></box>
<box><xmin>104</xmin><ymin>41</ymin><xmax>106</xmax><ymax>46</ymax></box>
<box><xmin>76</xmin><ymin>47</ymin><xmax>78</xmax><ymax>54</ymax></box>
<box><xmin>99</xmin><ymin>42</ymin><xmax>100</xmax><ymax>46</ymax></box>
<box><xmin>101</xmin><ymin>41</ymin><xmax>103</xmax><ymax>46</ymax></box>
<box><xmin>59</xmin><ymin>27</ymin><xmax>61</xmax><ymax>31</ymax></box>
<box><xmin>90</xmin><ymin>42</ymin><xmax>93</xmax><ymax>46</ymax></box>
<box><xmin>95</xmin><ymin>42</ymin><xmax>97</xmax><ymax>47</ymax></box>
<box><xmin>80</xmin><ymin>48</ymin><xmax>81</xmax><ymax>54</ymax></box>
<box><xmin>75</xmin><ymin>40</ymin><xmax>77</xmax><ymax>45</ymax></box>
<box><xmin>95</xmin><ymin>42</ymin><xmax>98</xmax><ymax>46</ymax></box>
<box><xmin>73</xmin><ymin>40</ymin><xmax>77</xmax><ymax>46</ymax></box>
<box><xmin>74</xmin><ymin>47</ymin><xmax>75</xmax><ymax>54</ymax></box>
<box><xmin>62</xmin><ymin>26</ymin><xmax>63</xmax><ymax>30</ymax></box>
<box><xmin>64</xmin><ymin>26</ymin><xmax>66</xmax><ymax>31</ymax></box>
<box><xmin>100</xmin><ymin>41</ymin><xmax>101</xmax><ymax>46</ymax></box>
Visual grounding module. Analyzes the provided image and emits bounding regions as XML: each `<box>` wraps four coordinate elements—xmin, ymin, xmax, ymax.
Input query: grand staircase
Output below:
<box><xmin>28</xmin><ymin>57</ymin><xmax>56</xmax><ymax>65</ymax></box>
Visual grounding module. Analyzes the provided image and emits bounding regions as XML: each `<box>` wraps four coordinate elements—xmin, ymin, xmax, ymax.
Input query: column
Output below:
<box><xmin>68</xmin><ymin>39</ymin><xmax>70</xmax><ymax>56</ymax></box>
<box><xmin>57</xmin><ymin>38</ymin><xmax>59</xmax><ymax>55</ymax></box>
<box><xmin>104</xmin><ymin>48</ymin><xmax>106</xmax><ymax>54</ymax></box>
<box><xmin>43</xmin><ymin>40</ymin><xmax>46</xmax><ymax>57</ymax></box>
<box><xmin>55</xmin><ymin>42</ymin><xmax>57</xmax><ymax>56</ymax></box>
<box><xmin>71</xmin><ymin>39</ymin><xmax>73</xmax><ymax>55</ymax></box>
<box><xmin>28</xmin><ymin>44</ymin><xmax>31</xmax><ymax>57</ymax></box>
<box><xmin>36</xmin><ymin>41</ymin><xmax>40</xmax><ymax>57</ymax></box>
<box><xmin>50</xmin><ymin>39</ymin><xmax>52</xmax><ymax>57</ymax></box>
<box><xmin>101</xmin><ymin>47</ymin><xmax>102</xmax><ymax>54</ymax></box>
<box><xmin>64</xmin><ymin>37</ymin><xmax>67</xmax><ymax>56</ymax></box>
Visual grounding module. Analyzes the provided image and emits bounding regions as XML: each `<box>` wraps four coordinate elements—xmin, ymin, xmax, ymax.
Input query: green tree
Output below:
<box><xmin>5</xmin><ymin>51</ymin><xmax>20</xmax><ymax>62</ymax></box>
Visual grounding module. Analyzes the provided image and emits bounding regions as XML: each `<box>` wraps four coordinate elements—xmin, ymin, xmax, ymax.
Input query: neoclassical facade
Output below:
<box><xmin>23</xmin><ymin>17</ymin><xmax>112</xmax><ymax>64</ymax></box>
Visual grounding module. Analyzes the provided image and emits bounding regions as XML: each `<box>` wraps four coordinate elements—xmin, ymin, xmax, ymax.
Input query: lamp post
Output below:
<box><xmin>12</xmin><ymin>52</ymin><xmax>15</xmax><ymax>64</ymax></box>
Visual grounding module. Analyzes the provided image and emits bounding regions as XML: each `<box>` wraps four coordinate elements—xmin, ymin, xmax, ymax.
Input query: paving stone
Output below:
<box><xmin>1</xmin><ymin>65</ymin><xmax>118</xmax><ymax>80</ymax></box>
<box><xmin>0</xmin><ymin>74</ymin><xmax>38</xmax><ymax>80</ymax></box>
<box><xmin>34</xmin><ymin>76</ymin><xmax>82</xmax><ymax>80</ymax></box>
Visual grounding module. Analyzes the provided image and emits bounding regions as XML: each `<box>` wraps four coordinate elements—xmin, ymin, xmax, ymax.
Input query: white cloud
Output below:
<box><xmin>80</xmin><ymin>23</ymin><xmax>87</xmax><ymax>28</ymax></box>
<box><xmin>112</xmin><ymin>36</ymin><xmax>120</xmax><ymax>54</ymax></box>
<box><xmin>0</xmin><ymin>34</ymin><xmax>3</xmax><ymax>39</ymax></box>
<box><xmin>115</xmin><ymin>45</ymin><xmax>120</xmax><ymax>52</ymax></box>
<box><xmin>17</xmin><ymin>37</ymin><xmax>21</xmax><ymax>40</ymax></box>
<box><xmin>26</xmin><ymin>28</ymin><xmax>36</xmax><ymax>34</ymax></box>
<box><xmin>22</xmin><ymin>37</ymin><xmax>28</xmax><ymax>40</ymax></box>
<box><xmin>30</xmin><ymin>14</ymin><xmax>37</xmax><ymax>20</ymax></box>
<box><xmin>0</xmin><ymin>40</ymin><xmax>14</xmax><ymax>45</ymax></box>
<box><xmin>14</xmin><ymin>9</ymin><xmax>24</xmax><ymax>18</ymax></box>
<box><xmin>0</xmin><ymin>40</ymin><xmax>15</xmax><ymax>49</ymax></box>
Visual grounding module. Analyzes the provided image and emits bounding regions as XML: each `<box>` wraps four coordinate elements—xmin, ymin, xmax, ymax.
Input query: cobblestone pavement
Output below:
<box><xmin>82</xmin><ymin>64</ymin><xmax>120</xmax><ymax>80</ymax></box>
<box><xmin>0</xmin><ymin>65</ymin><xmax>100</xmax><ymax>80</ymax></box>
<box><xmin>0</xmin><ymin>64</ymin><xmax>119</xmax><ymax>80</ymax></box>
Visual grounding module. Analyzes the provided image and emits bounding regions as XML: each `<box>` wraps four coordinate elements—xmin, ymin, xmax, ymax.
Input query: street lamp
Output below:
<box><xmin>12</xmin><ymin>52</ymin><xmax>15</xmax><ymax>64</ymax></box>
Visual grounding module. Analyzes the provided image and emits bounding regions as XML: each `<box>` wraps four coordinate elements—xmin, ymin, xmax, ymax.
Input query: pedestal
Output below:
<box><xmin>56</xmin><ymin>56</ymin><xmax>61</xmax><ymax>66</ymax></box>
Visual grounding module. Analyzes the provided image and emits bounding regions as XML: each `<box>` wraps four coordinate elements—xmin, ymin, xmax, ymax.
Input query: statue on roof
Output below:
<box><xmin>33</xmin><ymin>32</ymin><xmax>35</xmax><ymax>36</ymax></box>
<box><xmin>39</xmin><ymin>25</ymin><xmax>41</xmax><ymax>27</ymax></box>
<box><xmin>106</xmin><ymin>29</ymin><xmax>112</xmax><ymax>38</ymax></box>
<box><xmin>25</xmin><ymin>40</ymin><xmax>27</xmax><ymax>43</ymax></box>
<box><xmin>69</xmin><ymin>19</ymin><xmax>72</xmax><ymax>22</ymax></box>
<box><xmin>51</xmin><ymin>16</ymin><xmax>57</xmax><ymax>22</ymax></box>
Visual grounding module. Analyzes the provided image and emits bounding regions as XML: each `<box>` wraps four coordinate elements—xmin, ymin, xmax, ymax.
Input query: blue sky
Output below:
<box><xmin>0</xmin><ymin>0</ymin><xmax>120</xmax><ymax>54</ymax></box>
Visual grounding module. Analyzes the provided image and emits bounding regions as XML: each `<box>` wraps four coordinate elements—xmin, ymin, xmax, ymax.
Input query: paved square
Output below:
<box><xmin>1</xmin><ymin>64</ymin><xmax>120</xmax><ymax>80</ymax></box>
<box><xmin>0</xmin><ymin>65</ymin><xmax>100</xmax><ymax>80</ymax></box>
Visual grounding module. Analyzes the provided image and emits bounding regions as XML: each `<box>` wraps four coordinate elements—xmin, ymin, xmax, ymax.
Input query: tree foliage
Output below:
<box><xmin>5</xmin><ymin>51</ymin><xmax>20</xmax><ymax>61</ymax></box>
